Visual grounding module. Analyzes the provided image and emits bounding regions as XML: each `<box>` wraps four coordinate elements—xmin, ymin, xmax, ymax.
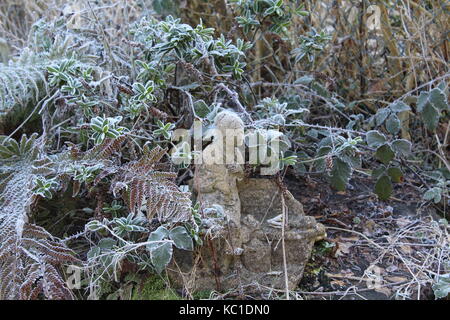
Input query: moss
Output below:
<box><xmin>132</xmin><ymin>275</ymin><xmax>181</xmax><ymax>300</ymax></box>
<box><xmin>192</xmin><ymin>290</ymin><xmax>212</xmax><ymax>300</ymax></box>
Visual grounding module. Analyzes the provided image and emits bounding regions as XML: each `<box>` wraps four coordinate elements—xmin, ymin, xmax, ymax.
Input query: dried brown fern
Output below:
<box><xmin>67</xmin><ymin>137</ymin><xmax>192</xmax><ymax>223</ymax></box>
<box><xmin>106</xmin><ymin>145</ymin><xmax>191</xmax><ymax>224</ymax></box>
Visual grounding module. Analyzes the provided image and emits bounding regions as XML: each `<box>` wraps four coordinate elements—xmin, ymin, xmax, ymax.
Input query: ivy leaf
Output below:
<box><xmin>169</xmin><ymin>226</ymin><xmax>193</xmax><ymax>251</ymax></box>
<box><xmin>147</xmin><ymin>226</ymin><xmax>169</xmax><ymax>250</ymax></box>
<box><xmin>374</xmin><ymin>175</ymin><xmax>393</xmax><ymax>200</ymax></box>
<box><xmin>391</xmin><ymin>139</ymin><xmax>411</xmax><ymax>156</ymax></box>
<box><xmin>385</xmin><ymin>114</ymin><xmax>401</xmax><ymax>135</ymax></box>
<box><xmin>366</xmin><ymin>130</ymin><xmax>386</xmax><ymax>148</ymax></box>
<box><xmin>375</xmin><ymin>144</ymin><xmax>395</xmax><ymax>164</ymax></box>
<box><xmin>330</xmin><ymin>158</ymin><xmax>351</xmax><ymax>191</ymax></box>
<box><xmin>149</xmin><ymin>242</ymin><xmax>173</xmax><ymax>274</ymax></box>
<box><xmin>387</xmin><ymin>167</ymin><xmax>403</xmax><ymax>183</ymax></box>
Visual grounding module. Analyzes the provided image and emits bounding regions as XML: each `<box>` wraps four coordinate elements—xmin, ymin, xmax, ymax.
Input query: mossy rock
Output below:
<box><xmin>132</xmin><ymin>276</ymin><xmax>181</xmax><ymax>300</ymax></box>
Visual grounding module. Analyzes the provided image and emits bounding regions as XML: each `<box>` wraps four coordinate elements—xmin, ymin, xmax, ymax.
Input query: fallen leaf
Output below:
<box><xmin>400</xmin><ymin>245</ymin><xmax>413</xmax><ymax>255</ymax></box>
<box><xmin>331</xmin><ymin>280</ymin><xmax>346</xmax><ymax>287</ymax></box>
<box><xmin>335</xmin><ymin>242</ymin><xmax>352</xmax><ymax>257</ymax></box>
<box><xmin>386</xmin><ymin>276</ymin><xmax>408</xmax><ymax>283</ymax></box>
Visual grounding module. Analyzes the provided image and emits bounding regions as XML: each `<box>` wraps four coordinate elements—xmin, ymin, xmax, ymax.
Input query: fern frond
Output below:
<box><xmin>0</xmin><ymin>134</ymin><xmax>79</xmax><ymax>300</ymax></box>
<box><xmin>104</xmin><ymin>145</ymin><xmax>192</xmax><ymax>223</ymax></box>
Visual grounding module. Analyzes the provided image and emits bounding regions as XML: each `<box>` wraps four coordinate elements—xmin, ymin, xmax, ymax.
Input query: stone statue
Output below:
<box><xmin>193</xmin><ymin>110</ymin><xmax>245</xmax><ymax>254</ymax></box>
<box><xmin>171</xmin><ymin>110</ymin><xmax>326</xmax><ymax>292</ymax></box>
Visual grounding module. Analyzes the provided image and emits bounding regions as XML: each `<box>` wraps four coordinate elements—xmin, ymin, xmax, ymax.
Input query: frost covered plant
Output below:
<box><xmin>255</xmin><ymin>97</ymin><xmax>308</xmax><ymax>126</ymax></box>
<box><xmin>90</xmin><ymin>116</ymin><xmax>126</xmax><ymax>145</ymax></box>
<box><xmin>130</xmin><ymin>16</ymin><xmax>251</xmax><ymax>80</ymax></box>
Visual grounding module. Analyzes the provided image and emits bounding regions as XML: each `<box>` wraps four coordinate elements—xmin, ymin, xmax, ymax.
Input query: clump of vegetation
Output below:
<box><xmin>0</xmin><ymin>0</ymin><xmax>448</xmax><ymax>300</ymax></box>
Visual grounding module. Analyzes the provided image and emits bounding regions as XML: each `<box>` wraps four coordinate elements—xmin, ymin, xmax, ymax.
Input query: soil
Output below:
<box><xmin>283</xmin><ymin>169</ymin><xmax>442</xmax><ymax>300</ymax></box>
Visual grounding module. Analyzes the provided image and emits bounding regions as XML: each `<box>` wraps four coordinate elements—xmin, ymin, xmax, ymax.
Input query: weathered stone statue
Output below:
<box><xmin>193</xmin><ymin>110</ymin><xmax>245</xmax><ymax>254</ymax></box>
<box><xmin>171</xmin><ymin>110</ymin><xmax>326</xmax><ymax>292</ymax></box>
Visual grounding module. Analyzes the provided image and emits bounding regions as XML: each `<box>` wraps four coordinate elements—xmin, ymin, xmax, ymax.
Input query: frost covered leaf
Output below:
<box><xmin>432</xmin><ymin>274</ymin><xmax>450</xmax><ymax>299</ymax></box>
<box><xmin>421</xmin><ymin>103</ymin><xmax>440</xmax><ymax>131</ymax></box>
<box><xmin>366</xmin><ymin>130</ymin><xmax>386</xmax><ymax>148</ymax></box>
<box><xmin>375</xmin><ymin>108</ymin><xmax>390</xmax><ymax>126</ymax></box>
<box><xmin>372</xmin><ymin>165</ymin><xmax>387</xmax><ymax>179</ymax></box>
<box><xmin>149</xmin><ymin>242</ymin><xmax>173</xmax><ymax>274</ymax></box>
<box><xmin>429</xmin><ymin>88</ymin><xmax>448</xmax><ymax>111</ymax></box>
<box><xmin>169</xmin><ymin>226</ymin><xmax>193</xmax><ymax>251</ymax></box>
<box><xmin>98</xmin><ymin>238</ymin><xmax>116</xmax><ymax>250</ymax></box>
<box><xmin>294</xmin><ymin>75</ymin><xmax>314</xmax><ymax>85</ymax></box>
<box><xmin>423</xmin><ymin>187</ymin><xmax>442</xmax><ymax>204</ymax></box>
<box><xmin>330</xmin><ymin>158</ymin><xmax>351</xmax><ymax>191</ymax></box>
<box><xmin>375</xmin><ymin>144</ymin><xmax>395</xmax><ymax>164</ymax></box>
<box><xmin>86</xmin><ymin>220</ymin><xmax>105</xmax><ymax>232</ymax></box>
<box><xmin>146</xmin><ymin>226</ymin><xmax>173</xmax><ymax>273</ymax></box>
<box><xmin>147</xmin><ymin>226</ymin><xmax>169</xmax><ymax>246</ymax></box>
<box><xmin>193</xmin><ymin>100</ymin><xmax>210</xmax><ymax>118</ymax></box>
<box><xmin>389</xmin><ymin>101</ymin><xmax>411</xmax><ymax>113</ymax></box>
<box><xmin>375</xmin><ymin>175</ymin><xmax>392</xmax><ymax>200</ymax></box>
<box><xmin>387</xmin><ymin>167</ymin><xmax>403</xmax><ymax>183</ymax></box>
<box><xmin>417</xmin><ymin>88</ymin><xmax>448</xmax><ymax>131</ymax></box>
<box><xmin>385</xmin><ymin>114</ymin><xmax>401</xmax><ymax>135</ymax></box>
<box><xmin>391</xmin><ymin>139</ymin><xmax>411</xmax><ymax>156</ymax></box>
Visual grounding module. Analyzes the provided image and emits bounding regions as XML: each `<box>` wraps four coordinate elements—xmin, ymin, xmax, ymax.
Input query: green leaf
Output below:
<box><xmin>374</xmin><ymin>175</ymin><xmax>393</xmax><ymax>200</ymax></box>
<box><xmin>193</xmin><ymin>100</ymin><xmax>210</xmax><ymax>118</ymax></box>
<box><xmin>375</xmin><ymin>144</ymin><xmax>395</xmax><ymax>164</ymax></box>
<box><xmin>375</xmin><ymin>108</ymin><xmax>390</xmax><ymax>126</ymax></box>
<box><xmin>294</xmin><ymin>75</ymin><xmax>314</xmax><ymax>85</ymax></box>
<box><xmin>389</xmin><ymin>101</ymin><xmax>411</xmax><ymax>113</ymax></box>
<box><xmin>169</xmin><ymin>226</ymin><xmax>194</xmax><ymax>251</ymax></box>
<box><xmin>417</xmin><ymin>89</ymin><xmax>445</xmax><ymax>131</ymax></box>
<box><xmin>385</xmin><ymin>114</ymin><xmax>401</xmax><ymax>135</ymax></box>
<box><xmin>311</xmin><ymin>82</ymin><xmax>330</xmax><ymax>98</ymax></box>
<box><xmin>423</xmin><ymin>187</ymin><xmax>442</xmax><ymax>204</ymax></box>
<box><xmin>391</xmin><ymin>139</ymin><xmax>411</xmax><ymax>156</ymax></box>
<box><xmin>366</xmin><ymin>130</ymin><xmax>386</xmax><ymax>148</ymax></box>
<box><xmin>330</xmin><ymin>158</ymin><xmax>351</xmax><ymax>191</ymax></box>
<box><xmin>98</xmin><ymin>238</ymin><xmax>116</xmax><ymax>250</ymax></box>
<box><xmin>421</xmin><ymin>103</ymin><xmax>440</xmax><ymax>131</ymax></box>
<box><xmin>429</xmin><ymin>88</ymin><xmax>448</xmax><ymax>111</ymax></box>
<box><xmin>372</xmin><ymin>165</ymin><xmax>387</xmax><ymax>179</ymax></box>
<box><xmin>148</xmin><ymin>226</ymin><xmax>169</xmax><ymax>246</ymax></box>
<box><xmin>432</xmin><ymin>274</ymin><xmax>450</xmax><ymax>299</ymax></box>
<box><xmin>149</xmin><ymin>242</ymin><xmax>173</xmax><ymax>274</ymax></box>
<box><xmin>417</xmin><ymin>92</ymin><xmax>429</xmax><ymax>113</ymax></box>
<box><xmin>387</xmin><ymin>167</ymin><xmax>403</xmax><ymax>183</ymax></box>
<box><xmin>338</xmin><ymin>152</ymin><xmax>361</xmax><ymax>168</ymax></box>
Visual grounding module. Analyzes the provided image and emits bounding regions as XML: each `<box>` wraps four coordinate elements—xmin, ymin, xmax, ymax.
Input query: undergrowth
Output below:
<box><xmin>0</xmin><ymin>0</ymin><xmax>448</xmax><ymax>300</ymax></box>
